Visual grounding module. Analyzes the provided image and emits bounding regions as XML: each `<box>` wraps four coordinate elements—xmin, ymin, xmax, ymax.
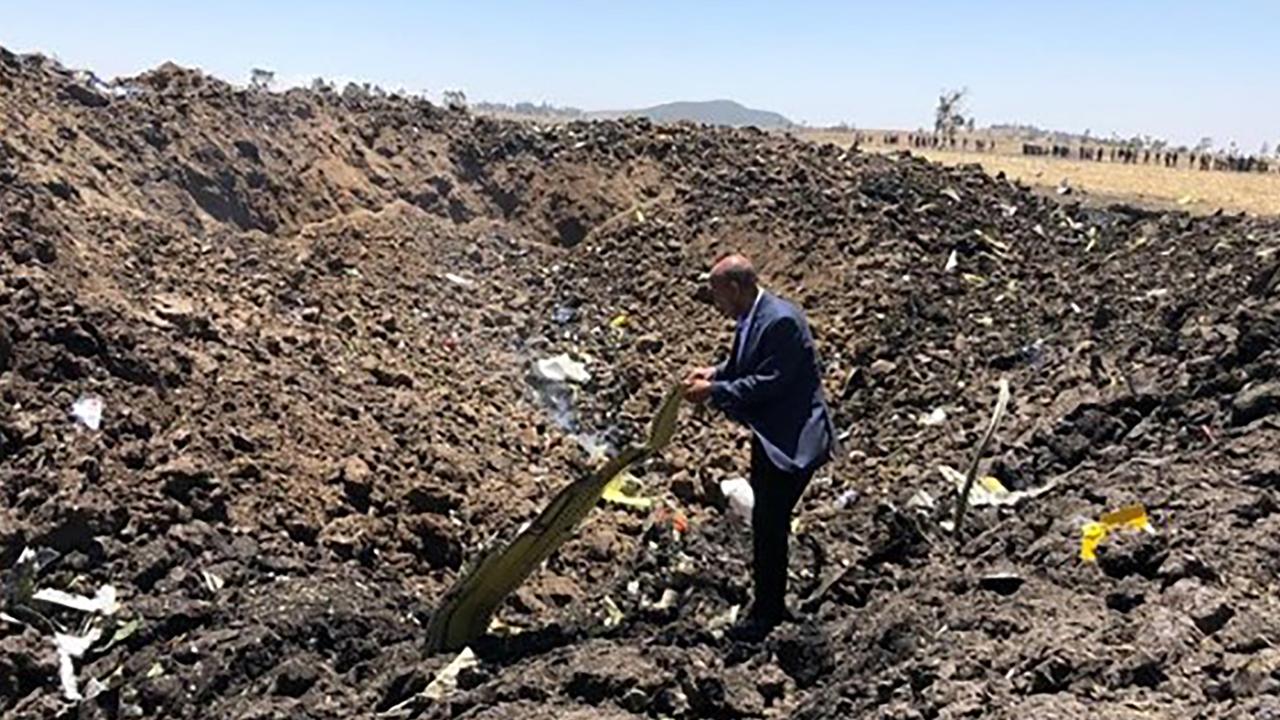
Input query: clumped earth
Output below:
<box><xmin>3</xmin><ymin>47</ymin><xmax>1280</xmax><ymax>719</ymax></box>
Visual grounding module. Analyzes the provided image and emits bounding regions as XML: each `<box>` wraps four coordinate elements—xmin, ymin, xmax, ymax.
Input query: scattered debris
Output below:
<box><xmin>649</xmin><ymin>588</ymin><xmax>679</xmax><ymax>611</ymax></box>
<box><xmin>1081</xmin><ymin>505</ymin><xmax>1153</xmax><ymax>562</ymax></box>
<box><xmin>953</xmin><ymin>378</ymin><xmax>1012</xmax><ymax>534</ymax></box>
<box><xmin>70</xmin><ymin>396</ymin><xmax>103</xmax><ymax>430</ymax></box>
<box><xmin>908</xmin><ymin>489</ymin><xmax>937</xmax><ymax>511</ymax></box>
<box><xmin>834</xmin><ymin>489</ymin><xmax>859</xmax><ymax>510</ymax></box>
<box><xmin>201</xmin><ymin>570</ymin><xmax>225</xmax><ymax>594</ymax></box>
<box><xmin>423</xmin><ymin>647</ymin><xmax>477</xmax><ymax>701</ymax></box>
<box><xmin>425</xmin><ymin>387</ymin><xmax>682</xmax><ymax>652</ymax></box>
<box><xmin>443</xmin><ymin>273</ymin><xmax>476</xmax><ymax>288</ymax></box>
<box><xmin>54</xmin><ymin>628</ymin><xmax>102</xmax><ymax>701</ymax></box>
<box><xmin>552</xmin><ymin>305</ymin><xmax>577</xmax><ymax>325</ymax></box>
<box><xmin>978</xmin><ymin>572</ymin><xmax>1024</xmax><ymax>596</ymax></box>
<box><xmin>32</xmin><ymin>585</ymin><xmax>119</xmax><ymax>615</ymax></box>
<box><xmin>720</xmin><ymin>477</ymin><xmax>754</xmax><ymax>522</ymax></box>
<box><xmin>919</xmin><ymin>407</ymin><xmax>948</xmax><ymax>426</ymax></box>
<box><xmin>602</xmin><ymin>596</ymin><xmax>624</xmax><ymax>628</ymax></box>
<box><xmin>939</xmin><ymin>465</ymin><xmax>1058</xmax><ymax>508</ymax></box>
<box><xmin>4</xmin><ymin>547</ymin><xmax>127</xmax><ymax>704</ymax></box>
<box><xmin>601</xmin><ymin>471</ymin><xmax>653</xmax><ymax>509</ymax></box>
<box><xmin>534</xmin><ymin>354</ymin><xmax>591</xmax><ymax>384</ymax></box>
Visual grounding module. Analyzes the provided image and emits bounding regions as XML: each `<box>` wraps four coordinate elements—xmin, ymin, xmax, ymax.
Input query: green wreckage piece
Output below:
<box><xmin>424</xmin><ymin>386</ymin><xmax>683</xmax><ymax>653</ymax></box>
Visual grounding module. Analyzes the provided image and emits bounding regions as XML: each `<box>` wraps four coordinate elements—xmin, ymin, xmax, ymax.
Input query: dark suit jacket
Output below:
<box><xmin>710</xmin><ymin>291</ymin><xmax>834</xmax><ymax>474</ymax></box>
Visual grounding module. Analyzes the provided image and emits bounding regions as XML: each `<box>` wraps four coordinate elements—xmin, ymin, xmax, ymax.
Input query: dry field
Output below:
<box><xmin>803</xmin><ymin>129</ymin><xmax>1280</xmax><ymax>216</ymax></box>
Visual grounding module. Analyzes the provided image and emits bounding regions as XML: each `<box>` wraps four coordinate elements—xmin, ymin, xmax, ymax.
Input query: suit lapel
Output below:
<box><xmin>738</xmin><ymin>292</ymin><xmax>770</xmax><ymax>371</ymax></box>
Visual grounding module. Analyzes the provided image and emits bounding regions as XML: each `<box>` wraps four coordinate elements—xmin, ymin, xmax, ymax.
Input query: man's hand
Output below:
<box><xmin>682</xmin><ymin>378</ymin><xmax>713</xmax><ymax>404</ymax></box>
<box><xmin>685</xmin><ymin>366</ymin><xmax>717</xmax><ymax>384</ymax></box>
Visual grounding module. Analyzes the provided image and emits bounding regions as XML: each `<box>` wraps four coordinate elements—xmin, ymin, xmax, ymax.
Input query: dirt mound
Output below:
<box><xmin>3</xmin><ymin>47</ymin><xmax>1280</xmax><ymax>718</ymax></box>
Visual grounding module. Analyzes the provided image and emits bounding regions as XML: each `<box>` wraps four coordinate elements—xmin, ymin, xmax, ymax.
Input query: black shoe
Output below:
<box><xmin>727</xmin><ymin>614</ymin><xmax>781</xmax><ymax>642</ymax></box>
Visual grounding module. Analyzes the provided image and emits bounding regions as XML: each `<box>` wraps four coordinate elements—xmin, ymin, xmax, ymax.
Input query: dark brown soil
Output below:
<box><xmin>3</xmin><ymin>47</ymin><xmax>1280</xmax><ymax>718</ymax></box>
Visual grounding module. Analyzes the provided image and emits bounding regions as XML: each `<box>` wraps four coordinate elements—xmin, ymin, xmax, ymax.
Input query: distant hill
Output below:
<box><xmin>591</xmin><ymin>100</ymin><xmax>794</xmax><ymax>129</ymax></box>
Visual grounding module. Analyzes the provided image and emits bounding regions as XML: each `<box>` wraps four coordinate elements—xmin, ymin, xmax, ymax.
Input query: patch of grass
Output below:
<box><xmin>802</xmin><ymin>130</ymin><xmax>1280</xmax><ymax>216</ymax></box>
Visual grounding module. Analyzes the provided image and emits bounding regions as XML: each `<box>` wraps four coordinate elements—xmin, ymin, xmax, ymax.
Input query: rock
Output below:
<box><xmin>0</xmin><ymin>317</ymin><xmax>11</xmax><ymax>371</ymax></box>
<box><xmin>403</xmin><ymin>514</ymin><xmax>462</xmax><ymax>569</ymax></box>
<box><xmin>62</xmin><ymin>82</ymin><xmax>110</xmax><ymax>108</ymax></box>
<box><xmin>721</xmin><ymin>665</ymin><xmax>766</xmax><ymax>716</ymax></box>
<box><xmin>274</xmin><ymin>659</ymin><xmax>319</xmax><ymax>697</ymax></box>
<box><xmin>870</xmin><ymin>359</ymin><xmax>897</xmax><ymax>376</ymax></box>
<box><xmin>318</xmin><ymin>515</ymin><xmax>376</xmax><ymax>559</ymax></box>
<box><xmin>652</xmin><ymin>686</ymin><xmax>690</xmax><ymax>716</ymax></box>
<box><xmin>756</xmin><ymin>663</ymin><xmax>789</xmax><ymax>705</ymax></box>
<box><xmin>1233</xmin><ymin>382</ymin><xmax>1280</xmax><ymax>425</ymax></box>
<box><xmin>339</xmin><ymin>456</ymin><xmax>373</xmax><ymax>511</ymax></box>
<box><xmin>139</xmin><ymin>675</ymin><xmax>184</xmax><ymax>714</ymax></box>
<box><xmin>1096</xmin><ymin>529</ymin><xmax>1168</xmax><ymax>580</ymax></box>
<box><xmin>1105</xmin><ymin>577</ymin><xmax>1146</xmax><ymax>613</ymax></box>
<box><xmin>670</xmin><ymin>472</ymin><xmax>698</xmax><ymax>503</ymax></box>
<box><xmin>619</xmin><ymin>686</ymin><xmax>650</xmax><ymax>713</ymax></box>
<box><xmin>0</xmin><ymin>626</ymin><xmax>57</xmax><ymax>694</ymax></box>
<box><xmin>404</xmin><ymin>485</ymin><xmax>461</xmax><ymax>514</ymax></box>
<box><xmin>977</xmin><ymin>572</ymin><xmax>1024</xmax><ymax>596</ymax></box>
<box><xmin>635</xmin><ymin>334</ymin><xmax>664</xmax><ymax>354</ymax></box>
<box><xmin>774</xmin><ymin>622</ymin><xmax>835</xmax><ymax>688</ymax></box>
<box><xmin>1230</xmin><ymin>648</ymin><xmax>1280</xmax><ymax>698</ymax></box>
<box><xmin>1166</xmin><ymin>579</ymin><xmax>1236</xmax><ymax>636</ymax></box>
<box><xmin>362</xmin><ymin>359</ymin><xmax>414</xmax><ymax>388</ymax></box>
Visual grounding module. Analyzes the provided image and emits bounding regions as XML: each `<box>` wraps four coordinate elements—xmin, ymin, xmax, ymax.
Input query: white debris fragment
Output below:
<box><xmin>919</xmin><ymin>408</ymin><xmax>948</xmax><ymax>427</ymax></box>
<box><xmin>422</xmin><ymin>647</ymin><xmax>477</xmax><ymax>700</ymax></box>
<box><xmin>443</xmin><ymin>273</ymin><xmax>476</xmax><ymax>288</ymax></box>
<box><xmin>33</xmin><ymin>585</ymin><xmax>120</xmax><ymax>616</ymax></box>
<box><xmin>71</xmin><ymin>397</ymin><xmax>104</xmax><ymax>430</ymax></box>
<box><xmin>54</xmin><ymin>627</ymin><xmax>103</xmax><ymax>701</ymax></box>
<box><xmin>651</xmin><ymin>588</ymin><xmax>679</xmax><ymax>611</ymax></box>
<box><xmin>201</xmin><ymin>571</ymin><xmax>225</xmax><ymax>594</ymax></box>
<box><xmin>708</xmin><ymin>604</ymin><xmax>741</xmax><ymax>634</ymax></box>
<box><xmin>908</xmin><ymin>489</ymin><xmax>937</xmax><ymax>511</ymax></box>
<box><xmin>834</xmin><ymin>489</ymin><xmax>859</xmax><ymax>510</ymax></box>
<box><xmin>720</xmin><ymin>478</ymin><xmax>754</xmax><ymax>523</ymax></box>
<box><xmin>602</xmin><ymin>596</ymin><xmax>624</xmax><ymax>628</ymax></box>
<box><xmin>945</xmin><ymin>249</ymin><xmax>958</xmax><ymax>273</ymax></box>
<box><xmin>534</xmin><ymin>354</ymin><xmax>590</xmax><ymax>384</ymax></box>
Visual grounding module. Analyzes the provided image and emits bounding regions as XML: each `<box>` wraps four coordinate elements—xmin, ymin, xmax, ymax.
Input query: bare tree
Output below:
<box><xmin>934</xmin><ymin>88</ymin><xmax>968</xmax><ymax>141</ymax></box>
<box><xmin>250</xmin><ymin>68</ymin><xmax>275</xmax><ymax>91</ymax></box>
<box><xmin>1260</xmin><ymin>142</ymin><xmax>1271</xmax><ymax>158</ymax></box>
<box><xmin>1195</xmin><ymin>137</ymin><xmax>1214</xmax><ymax>153</ymax></box>
<box><xmin>442</xmin><ymin>89</ymin><xmax>468</xmax><ymax>111</ymax></box>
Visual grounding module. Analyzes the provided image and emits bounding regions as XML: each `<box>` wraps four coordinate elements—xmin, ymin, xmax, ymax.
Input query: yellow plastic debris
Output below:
<box><xmin>1080</xmin><ymin>504</ymin><xmax>1152</xmax><ymax>562</ymax></box>
<box><xmin>977</xmin><ymin>475</ymin><xmax>1008</xmax><ymax>495</ymax></box>
<box><xmin>610</xmin><ymin>313</ymin><xmax>629</xmax><ymax>329</ymax></box>
<box><xmin>601</xmin><ymin>472</ymin><xmax>653</xmax><ymax>509</ymax></box>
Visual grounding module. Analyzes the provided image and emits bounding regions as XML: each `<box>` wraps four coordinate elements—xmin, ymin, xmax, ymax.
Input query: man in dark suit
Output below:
<box><xmin>683</xmin><ymin>254</ymin><xmax>834</xmax><ymax>640</ymax></box>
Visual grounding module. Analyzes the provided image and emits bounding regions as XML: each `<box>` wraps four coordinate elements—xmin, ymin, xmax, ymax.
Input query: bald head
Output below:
<box><xmin>708</xmin><ymin>254</ymin><xmax>759</xmax><ymax>319</ymax></box>
<box><xmin>710</xmin><ymin>254</ymin><xmax>757</xmax><ymax>287</ymax></box>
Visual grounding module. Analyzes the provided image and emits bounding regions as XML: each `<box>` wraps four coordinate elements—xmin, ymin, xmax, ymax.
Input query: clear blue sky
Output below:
<box><xmin>3</xmin><ymin>1</ymin><xmax>1277</xmax><ymax>150</ymax></box>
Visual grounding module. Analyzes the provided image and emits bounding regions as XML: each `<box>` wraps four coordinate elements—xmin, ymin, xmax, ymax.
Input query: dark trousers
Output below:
<box><xmin>749</xmin><ymin>436</ymin><xmax>813</xmax><ymax>623</ymax></box>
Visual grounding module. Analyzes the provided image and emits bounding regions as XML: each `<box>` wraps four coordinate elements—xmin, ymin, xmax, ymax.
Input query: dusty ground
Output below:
<box><xmin>3</xmin><ymin>47</ymin><xmax>1280</xmax><ymax>719</ymax></box>
<box><xmin>803</xmin><ymin>130</ymin><xmax>1280</xmax><ymax>217</ymax></box>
